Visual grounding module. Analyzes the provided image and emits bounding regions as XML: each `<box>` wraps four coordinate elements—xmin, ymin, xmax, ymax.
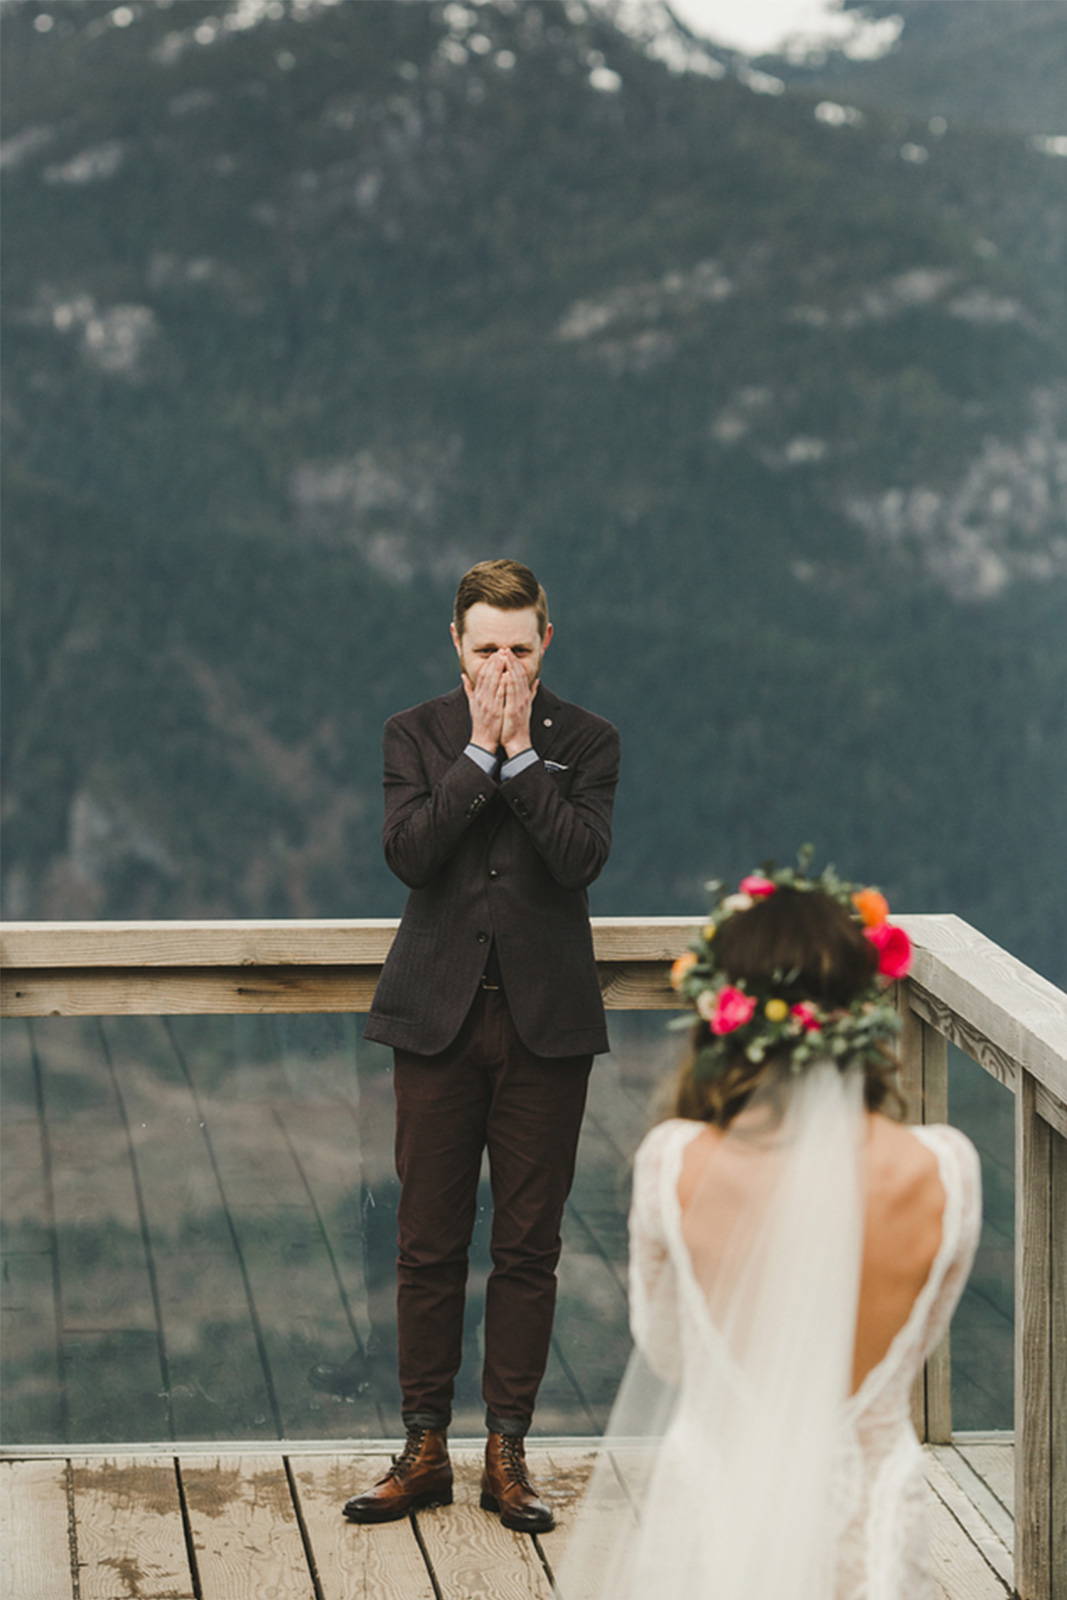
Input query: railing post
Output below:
<box><xmin>896</xmin><ymin>983</ymin><xmax>953</xmax><ymax>1444</ymax></box>
<box><xmin>1014</xmin><ymin>1069</ymin><xmax>1064</xmax><ymax>1599</ymax></box>
<box><xmin>1053</xmin><ymin>1121</ymin><xmax>1067</xmax><ymax>1600</ymax></box>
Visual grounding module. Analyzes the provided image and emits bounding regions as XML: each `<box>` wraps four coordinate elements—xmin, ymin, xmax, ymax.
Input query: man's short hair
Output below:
<box><xmin>453</xmin><ymin>560</ymin><xmax>550</xmax><ymax>638</ymax></box>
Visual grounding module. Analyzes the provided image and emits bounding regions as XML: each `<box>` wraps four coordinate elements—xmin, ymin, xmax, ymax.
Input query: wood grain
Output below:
<box><xmin>69</xmin><ymin>1454</ymin><xmax>194</xmax><ymax>1600</ymax></box>
<box><xmin>1015</xmin><ymin>1071</ymin><xmax>1052</xmax><ymax>1600</ymax></box>
<box><xmin>926</xmin><ymin>1449</ymin><xmax>1014</xmax><ymax>1591</ymax></box>
<box><xmin>934</xmin><ymin>1445</ymin><xmax>1014</xmax><ymax>1550</ymax></box>
<box><xmin>2</xmin><ymin>963</ymin><xmax>685</xmax><ymax>1016</ymax></box>
<box><xmin>180</xmin><ymin>1454</ymin><xmax>315</xmax><ymax>1598</ymax></box>
<box><xmin>413</xmin><ymin>1448</ymin><xmax>553</xmax><ymax>1600</ymax></box>
<box><xmin>1051</xmin><ymin>1124</ymin><xmax>1067</xmax><ymax>1600</ymax></box>
<box><xmin>0</xmin><ymin>917</ymin><xmax>705</xmax><ymax>970</ymax></box>
<box><xmin>288</xmin><ymin>1453</ymin><xmax>436</xmax><ymax>1600</ymax></box>
<box><xmin>0</xmin><ymin>1459</ymin><xmax>75</xmax><ymax>1600</ymax></box>
<box><xmin>955</xmin><ymin>1443</ymin><xmax>1015</xmax><ymax>1516</ymax></box>
<box><xmin>533</xmin><ymin>1444</ymin><xmax>637</xmax><ymax>1594</ymax></box>
<box><xmin>897</xmin><ymin>915</ymin><xmax>1067</xmax><ymax>1107</ymax></box>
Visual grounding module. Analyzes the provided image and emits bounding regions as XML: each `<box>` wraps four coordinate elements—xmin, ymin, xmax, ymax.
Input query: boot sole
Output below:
<box><xmin>479</xmin><ymin>1491</ymin><xmax>554</xmax><ymax>1533</ymax></box>
<box><xmin>344</xmin><ymin>1489</ymin><xmax>453</xmax><ymax>1523</ymax></box>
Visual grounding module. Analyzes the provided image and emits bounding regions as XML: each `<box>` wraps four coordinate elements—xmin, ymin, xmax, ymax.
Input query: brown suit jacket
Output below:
<box><xmin>364</xmin><ymin>682</ymin><xmax>620</xmax><ymax>1058</ymax></box>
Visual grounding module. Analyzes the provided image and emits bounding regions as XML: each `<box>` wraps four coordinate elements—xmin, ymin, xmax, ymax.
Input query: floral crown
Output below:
<box><xmin>669</xmin><ymin>846</ymin><xmax>913</xmax><ymax>1077</ymax></box>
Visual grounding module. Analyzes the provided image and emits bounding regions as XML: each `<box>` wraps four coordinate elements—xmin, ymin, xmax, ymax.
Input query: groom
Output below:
<box><xmin>344</xmin><ymin>559</ymin><xmax>620</xmax><ymax>1532</ymax></box>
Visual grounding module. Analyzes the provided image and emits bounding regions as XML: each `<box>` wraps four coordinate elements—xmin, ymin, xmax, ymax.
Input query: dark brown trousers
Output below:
<box><xmin>393</xmin><ymin>985</ymin><xmax>592</xmax><ymax>1435</ymax></box>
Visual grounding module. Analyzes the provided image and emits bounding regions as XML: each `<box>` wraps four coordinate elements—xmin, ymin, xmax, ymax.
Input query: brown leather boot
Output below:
<box><xmin>480</xmin><ymin>1432</ymin><xmax>555</xmax><ymax>1533</ymax></box>
<box><xmin>342</xmin><ymin>1426</ymin><xmax>453</xmax><ymax>1522</ymax></box>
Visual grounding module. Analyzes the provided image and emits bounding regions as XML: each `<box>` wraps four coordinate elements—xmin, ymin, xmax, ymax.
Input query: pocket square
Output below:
<box><xmin>544</xmin><ymin>760</ymin><xmax>570</xmax><ymax>773</ymax></box>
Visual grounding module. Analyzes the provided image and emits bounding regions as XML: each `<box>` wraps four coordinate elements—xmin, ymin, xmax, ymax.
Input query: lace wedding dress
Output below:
<box><xmin>557</xmin><ymin>1067</ymin><xmax>982</xmax><ymax>1600</ymax></box>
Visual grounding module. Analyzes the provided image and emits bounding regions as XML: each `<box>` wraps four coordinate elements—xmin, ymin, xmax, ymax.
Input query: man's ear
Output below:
<box><xmin>450</xmin><ymin>622</ymin><xmax>462</xmax><ymax>655</ymax></box>
<box><xmin>541</xmin><ymin>622</ymin><xmax>554</xmax><ymax>653</ymax></box>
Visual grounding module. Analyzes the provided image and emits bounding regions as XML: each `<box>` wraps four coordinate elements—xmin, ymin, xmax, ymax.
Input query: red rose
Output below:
<box><xmin>739</xmin><ymin>874</ymin><xmax>776</xmax><ymax>898</ymax></box>
<box><xmin>865</xmin><ymin>923</ymin><xmax>912</xmax><ymax>979</ymax></box>
<box><xmin>711</xmin><ymin>986</ymin><xmax>758</xmax><ymax>1034</ymax></box>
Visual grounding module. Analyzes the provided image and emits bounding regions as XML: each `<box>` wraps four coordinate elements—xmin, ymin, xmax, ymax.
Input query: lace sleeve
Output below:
<box><xmin>628</xmin><ymin>1122</ymin><xmax>686</xmax><ymax>1382</ymax></box>
<box><xmin>918</xmin><ymin>1125</ymin><xmax>983</xmax><ymax>1359</ymax></box>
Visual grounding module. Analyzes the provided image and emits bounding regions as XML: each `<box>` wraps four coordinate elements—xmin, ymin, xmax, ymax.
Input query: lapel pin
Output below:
<box><xmin>543</xmin><ymin>717</ymin><xmax>553</xmax><ymax>727</ymax></box>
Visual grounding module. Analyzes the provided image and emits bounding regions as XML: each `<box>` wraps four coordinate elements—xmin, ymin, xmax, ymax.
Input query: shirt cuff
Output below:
<box><xmin>464</xmin><ymin>743</ymin><xmax>499</xmax><ymax>779</ymax></box>
<box><xmin>500</xmin><ymin>748</ymin><xmax>540</xmax><ymax>782</ymax></box>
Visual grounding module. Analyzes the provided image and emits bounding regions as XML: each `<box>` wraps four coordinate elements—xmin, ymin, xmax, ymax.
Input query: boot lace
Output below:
<box><xmin>386</xmin><ymin>1426</ymin><xmax>428</xmax><ymax>1482</ymax></box>
<box><xmin>499</xmin><ymin>1434</ymin><xmax>532</xmax><ymax>1490</ymax></box>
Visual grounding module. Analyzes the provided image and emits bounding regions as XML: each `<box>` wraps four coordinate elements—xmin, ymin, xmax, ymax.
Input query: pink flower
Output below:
<box><xmin>739</xmin><ymin>874</ymin><xmax>776</xmax><ymax>899</ymax></box>
<box><xmin>710</xmin><ymin>986</ymin><xmax>757</xmax><ymax>1034</ymax></box>
<box><xmin>791</xmin><ymin>1002</ymin><xmax>822</xmax><ymax>1033</ymax></box>
<box><xmin>865</xmin><ymin>923</ymin><xmax>912</xmax><ymax>979</ymax></box>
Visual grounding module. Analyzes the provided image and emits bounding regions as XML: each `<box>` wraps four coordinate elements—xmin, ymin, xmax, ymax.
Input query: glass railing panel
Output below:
<box><xmin>947</xmin><ymin>1042</ymin><xmax>1014</xmax><ymax>1431</ymax></box>
<box><xmin>0</xmin><ymin>1010</ymin><xmax>1013</xmax><ymax>1444</ymax></box>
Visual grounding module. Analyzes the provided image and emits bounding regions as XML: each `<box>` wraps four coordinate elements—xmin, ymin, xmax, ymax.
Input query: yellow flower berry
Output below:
<box><xmin>702</xmin><ymin>923</ymin><xmax>717</xmax><ymax>943</ymax></box>
<box><xmin>765</xmin><ymin>998</ymin><xmax>789</xmax><ymax>1023</ymax></box>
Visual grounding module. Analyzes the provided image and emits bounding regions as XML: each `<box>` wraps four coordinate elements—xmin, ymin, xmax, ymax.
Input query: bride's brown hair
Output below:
<box><xmin>671</xmin><ymin>887</ymin><xmax>905</xmax><ymax>1126</ymax></box>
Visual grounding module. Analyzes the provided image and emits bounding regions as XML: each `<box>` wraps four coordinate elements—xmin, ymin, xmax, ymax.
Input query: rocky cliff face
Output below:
<box><xmin>2</xmin><ymin>0</ymin><xmax>1065</xmax><ymax>978</ymax></box>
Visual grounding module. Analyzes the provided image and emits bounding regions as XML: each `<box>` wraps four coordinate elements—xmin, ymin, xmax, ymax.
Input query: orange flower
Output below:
<box><xmin>853</xmin><ymin>888</ymin><xmax>889</xmax><ymax>928</ymax></box>
<box><xmin>670</xmin><ymin>951</ymin><xmax>698</xmax><ymax>990</ymax></box>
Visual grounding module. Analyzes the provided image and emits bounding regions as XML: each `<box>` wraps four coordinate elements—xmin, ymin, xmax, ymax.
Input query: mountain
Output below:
<box><xmin>754</xmin><ymin>0</ymin><xmax>1067</xmax><ymax>139</ymax></box>
<box><xmin>2</xmin><ymin>0</ymin><xmax>1065</xmax><ymax>980</ymax></box>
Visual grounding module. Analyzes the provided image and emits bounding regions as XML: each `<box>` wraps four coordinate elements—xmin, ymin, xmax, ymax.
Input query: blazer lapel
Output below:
<box><xmin>531</xmin><ymin>684</ymin><xmax>563</xmax><ymax>760</ymax></box>
<box><xmin>436</xmin><ymin>684</ymin><xmax>472</xmax><ymax>755</ymax></box>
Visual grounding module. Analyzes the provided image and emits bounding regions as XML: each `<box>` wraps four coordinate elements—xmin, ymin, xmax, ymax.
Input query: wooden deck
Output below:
<box><xmin>1</xmin><ymin>1439</ymin><xmax>1015</xmax><ymax>1599</ymax></box>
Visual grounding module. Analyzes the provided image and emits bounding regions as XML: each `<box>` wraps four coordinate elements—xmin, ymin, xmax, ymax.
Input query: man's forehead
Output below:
<box><xmin>461</xmin><ymin>603</ymin><xmax>541</xmax><ymax>644</ymax></box>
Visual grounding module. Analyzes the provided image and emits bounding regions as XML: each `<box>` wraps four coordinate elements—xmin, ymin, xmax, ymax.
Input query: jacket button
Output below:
<box><xmin>488</xmin><ymin>869</ymin><xmax>500</xmax><ymax>880</ymax></box>
<box><xmin>476</xmin><ymin>931</ymin><xmax>489</xmax><ymax>943</ymax></box>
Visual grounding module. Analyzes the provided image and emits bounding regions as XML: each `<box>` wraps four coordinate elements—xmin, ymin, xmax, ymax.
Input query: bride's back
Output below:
<box><xmin>677</xmin><ymin>1111</ymin><xmax>946</xmax><ymax>1393</ymax></box>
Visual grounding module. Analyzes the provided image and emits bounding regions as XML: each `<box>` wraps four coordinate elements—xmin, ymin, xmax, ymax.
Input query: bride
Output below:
<box><xmin>557</xmin><ymin>853</ymin><xmax>981</xmax><ymax>1600</ymax></box>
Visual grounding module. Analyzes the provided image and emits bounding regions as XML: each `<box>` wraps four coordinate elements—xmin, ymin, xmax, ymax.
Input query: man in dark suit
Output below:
<box><xmin>343</xmin><ymin>560</ymin><xmax>619</xmax><ymax>1532</ymax></box>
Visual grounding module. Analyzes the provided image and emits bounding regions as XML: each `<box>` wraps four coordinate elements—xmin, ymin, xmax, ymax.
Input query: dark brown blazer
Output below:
<box><xmin>364</xmin><ymin>682</ymin><xmax>620</xmax><ymax>1059</ymax></box>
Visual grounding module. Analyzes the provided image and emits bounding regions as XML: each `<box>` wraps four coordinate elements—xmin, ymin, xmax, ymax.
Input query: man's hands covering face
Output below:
<box><xmin>499</xmin><ymin>651</ymin><xmax>538</xmax><ymax>758</ymax></box>
<box><xmin>462</xmin><ymin>652</ymin><xmax>539</xmax><ymax>759</ymax></box>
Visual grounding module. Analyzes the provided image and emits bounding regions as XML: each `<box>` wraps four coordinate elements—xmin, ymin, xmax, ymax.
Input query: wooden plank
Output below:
<box><xmin>926</xmin><ymin>1474</ymin><xmax>1013</xmax><ymax>1598</ymax></box>
<box><xmin>934</xmin><ymin>1445</ymin><xmax>1014</xmax><ymax>1550</ymax></box>
<box><xmin>1015</xmin><ymin>1070</ymin><xmax>1053</xmax><ymax>1600</ymax></box>
<box><xmin>180</xmin><ymin>1454</ymin><xmax>314</xmax><ymax>1598</ymax></box>
<box><xmin>925</xmin><ymin>1448</ymin><xmax>1014</xmax><ymax>1591</ymax></box>
<box><xmin>1051</xmin><ymin>1123</ymin><xmax>1067</xmax><ymax>1600</ymax></box>
<box><xmin>69</xmin><ymin>1454</ymin><xmax>194</xmax><ymax>1600</ymax></box>
<box><xmin>413</xmin><ymin>1447</ymin><xmax>553</xmax><ymax>1600</ymax></box>
<box><xmin>897</xmin><ymin>914</ymin><xmax>1067</xmax><ymax>1108</ymax></box>
<box><xmin>3</xmin><ymin>964</ymin><xmax>684</xmax><ymax>1017</ymax></box>
<box><xmin>289</xmin><ymin>1452</ymin><xmax>436</xmax><ymax>1600</ymax></box>
<box><xmin>922</xmin><ymin>1023</ymin><xmax>953</xmax><ymax>1445</ymax></box>
<box><xmin>955</xmin><ymin>1442</ymin><xmax>1015</xmax><ymax>1517</ymax></box>
<box><xmin>0</xmin><ymin>918</ymin><xmax>704</xmax><ymax>969</ymax></box>
<box><xmin>2</xmin><ymin>967</ymin><xmax>382</xmax><ymax>1018</ymax></box>
<box><xmin>0</xmin><ymin>1458</ymin><xmax>76</xmax><ymax>1600</ymax></box>
<box><xmin>534</xmin><ymin>1444</ymin><xmax>635</xmax><ymax>1590</ymax></box>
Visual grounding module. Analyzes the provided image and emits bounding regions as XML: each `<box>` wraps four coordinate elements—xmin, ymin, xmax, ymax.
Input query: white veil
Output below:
<box><xmin>556</xmin><ymin>1059</ymin><xmax>866</xmax><ymax>1600</ymax></box>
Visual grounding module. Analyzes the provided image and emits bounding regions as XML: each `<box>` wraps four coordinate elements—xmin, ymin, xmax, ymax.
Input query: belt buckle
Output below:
<box><xmin>480</xmin><ymin>976</ymin><xmax>501</xmax><ymax>991</ymax></box>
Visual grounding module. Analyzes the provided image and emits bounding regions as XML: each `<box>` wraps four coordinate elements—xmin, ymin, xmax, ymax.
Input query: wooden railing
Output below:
<box><xmin>2</xmin><ymin>913</ymin><xmax>1065</xmax><ymax>1598</ymax></box>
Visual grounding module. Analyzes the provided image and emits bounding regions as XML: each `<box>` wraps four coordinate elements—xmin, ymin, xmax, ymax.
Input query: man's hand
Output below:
<box><xmin>463</xmin><ymin>654</ymin><xmax>507</xmax><ymax>752</ymax></box>
<box><xmin>501</xmin><ymin>653</ymin><xmax>539</xmax><ymax>758</ymax></box>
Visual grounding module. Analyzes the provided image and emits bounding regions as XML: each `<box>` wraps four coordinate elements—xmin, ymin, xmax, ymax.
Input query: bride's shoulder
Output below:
<box><xmin>634</xmin><ymin>1117</ymin><xmax>705</xmax><ymax>1167</ymax></box>
<box><xmin>906</xmin><ymin>1121</ymin><xmax>981</xmax><ymax>1182</ymax></box>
